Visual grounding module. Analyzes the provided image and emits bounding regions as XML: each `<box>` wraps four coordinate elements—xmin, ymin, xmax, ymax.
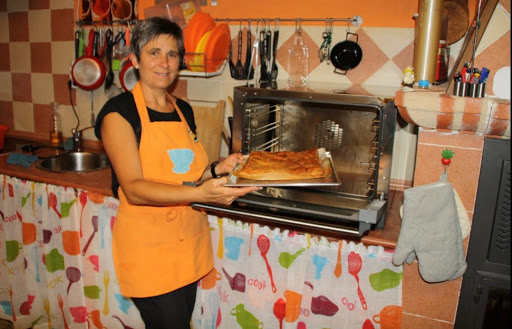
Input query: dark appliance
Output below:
<box><xmin>454</xmin><ymin>138</ymin><xmax>511</xmax><ymax>328</ymax></box>
<box><xmin>193</xmin><ymin>85</ymin><xmax>397</xmax><ymax>237</ymax></box>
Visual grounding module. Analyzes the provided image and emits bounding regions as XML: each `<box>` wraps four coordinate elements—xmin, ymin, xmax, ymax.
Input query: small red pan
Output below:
<box><xmin>71</xmin><ymin>29</ymin><xmax>106</xmax><ymax>90</ymax></box>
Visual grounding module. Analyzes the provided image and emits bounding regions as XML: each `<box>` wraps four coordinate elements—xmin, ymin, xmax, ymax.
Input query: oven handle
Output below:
<box><xmin>191</xmin><ymin>203</ymin><xmax>361</xmax><ymax>236</ymax></box>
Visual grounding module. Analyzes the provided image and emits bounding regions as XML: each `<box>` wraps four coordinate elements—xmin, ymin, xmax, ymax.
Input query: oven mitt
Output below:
<box><xmin>392</xmin><ymin>172</ymin><xmax>467</xmax><ymax>283</ymax></box>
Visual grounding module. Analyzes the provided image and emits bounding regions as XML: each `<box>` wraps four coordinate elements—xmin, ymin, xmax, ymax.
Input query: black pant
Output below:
<box><xmin>131</xmin><ymin>282</ymin><xmax>198</xmax><ymax>329</ymax></box>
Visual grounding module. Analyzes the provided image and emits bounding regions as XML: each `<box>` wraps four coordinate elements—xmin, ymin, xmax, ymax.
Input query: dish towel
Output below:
<box><xmin>392</xmin><ymin>172</ymin><xmax>467</xmax><ymax>283</ymax></box>
<box><xmin>6</xmin><ymin>153</ymin><xmax>38</xmax><ymax>168</ymax></box>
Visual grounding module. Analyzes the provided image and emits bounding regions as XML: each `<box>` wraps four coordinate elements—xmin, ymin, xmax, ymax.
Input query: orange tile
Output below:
<box><xmin>492</xmin><ymin>103</ymin><xmax>511</xmax><ymax>120</ymax></box>
<box><xmin>439</xmin><ymin>94</ymin><xmax>454</xmax><ymax>113</ymax></box>
<box><xmin>0</xmin><ymin>43</ymin><xmax>10</xmax><ymax>72</ymax></box>
<box><xmin>392</xmin><ymin>41</ymin><xmax>414</xmax><ymax>73</ymax></box>
<box><xmin>29</xmin><ymin>0</ymin><xmax>50</xmax><ymax>10</ymax></box>
<box><xmin>460</xmin><ymin>113</ymin><xmax>480</xmax><ymax>132</ymax></box>
<box><xmin>31</xmin><ymin>42</ymin><xmax>52</xmax><ymax>73</ymax></box>
<box><xmin>9</xmin><ymin>12</ymin><xmax>29</xmax><ymax>42</ymax></box>
<box><xmin>501</xmin><ymin>0</ymin><xmax>511</xmax><ymax>14</ymax></box>
<box><xmin>51</xmin><ymin>9</ymin><xmax>74</xmax><ymax>42</ymax></box>
<box><xmin>0</xmin><ymin>101</ymin><xmax>14</xmax><ymax>127</ymax></box>
<box><xmin>11</xmin><ymin>73</ymin><xmax>32</xmax><ymax>102</ymax></box>
<box><xmin>346</xmin><ymin>29</ymin><xmax>388</xmax><ymax>86</ymax></box>
<box><xmin>0</xmin><ymin>0</ymin><xmax>6</xmax><ymax>12</ymax></box>
<box><xmin>401</xmin><ymin>313</ymin><xmax>454</xmax><ymax>329</ymax></box>
<box><xmin>463</xmin><ymin>97</ymin><xmax>483</xmax><ymax>114</ymax></box>
<box><xmin>33</xmin><ymin>103</ymin><xmax>52</xmax><ymax>135</ymax></box>
<box><xmin>53</xmin><ymin>74</ymin><xmax>74</xmax><ymax>106</ymax></box>
<box><xmin>474</xmin><ymin>31</ymin><xmax>510</xmax><ymax>97</ymax></box>
<box><xmin>487</xmin><ymin>118</ymin><xmax>509</xmax><ymax>136</ymax></box>
<box><xmin>436</xmin><ymin>113</ymin><xmax>453</xmax><ymax>130</ymax></box>
<box><xmin>402</xmin><ymin>262</ymin><xmax>461</xmax><ymax>322</ymax></box>
<box><xmin>417</xmin><ymin>129</ymin><xmax>484</xmax><ymax>149</ymax></box>
<box><xmin>414</xmin><ymin>143</ymin><xmax>483</xmax><ymax>211</ymax></box>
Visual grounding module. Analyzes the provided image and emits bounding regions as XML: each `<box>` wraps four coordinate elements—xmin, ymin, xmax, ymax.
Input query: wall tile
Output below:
<box><xmin>31</xmin><ymin>72</ymin><xmax>54</xmax><ymax>104</ymax></box>
<box><xmin>6</xmin><ymin>0</ymin><xmax>28</xmax><ymax>12</ymax></box>
<box><xmin>0</xmin><ymin>43</ymin><xmax>10</xmax><ymax>71</ymax></box>
<box><xmin>51</xmin><ymin>41</ymin><xmax>74</xmax><ymax>74</ymax></box>
<box><xmin>50</xmin><ymin>0</ymin><xmax>74</xmax><ymax>10</ymax></box>
<box><xmin>0</xmin><ymin>0</ymin><xmax>6</xmax><ymax>12</ymax></box>
<box><xmin>0</xmin><ymin>12</ymin><xmax>8</xmax><ymax>42</ymax></box>
<box><xmin>0</xmin><ymin>72</ymin><xmax>12</xmax><ymax>101</ymax></box>
<box><xmin>8</xmin><ymin>11</ymin><xmax>29</xmax><ymax>42</ymax></box>
<box><xmin>12</xmin><ymin>101</ymin><xmax>35</xmax><ymax>132</ymax></box>
<box><xmin>33</xmin><ymin>102</ymin><xmax>51</xmax><ymax>135</ymax></box>
<box><xmin>53</xmin><ymin>73</ymin><xmax>74</xmax><ymax>106</ymax></box>
<box><xmin>28</xmin><ymin>9</ymin><xmax>51</xmax><ymax>42</ymax></box>
<box><xmin>50</xmin><ymin>8</ymin><xmax>74</xmax><ymax>41</ymax></box>
<box><xmin>29</xmin><ymin>0</ymin><xmax>50</xmax><ymax>10</ymax></box>
<box><xmin>0</xmin><ymin>100</ymin><xmax>14</xmax><ymax>127</ymax></box>
<box><xmin>11</xmin><ymin>72</ymin><xmax>32</xmax><ymax>102</ymax></box>
<box><xmin>402</xmin><ymin>261</ymin><xmax>461</xmax><ymax>323</ymax></box>
<box><xmin>9</xmin><ymin>42</ymin><xmax>30</xmax><ymax>73</ymax></box>
<box><xmin>402</xmin><ymin>313</ymin><xmax>454</xmax><ymax>329</ymax></box>
<box><xmin>30</xmin><ymin>42</ymin><xmax>52</xmax><ymax>73</ymax></box>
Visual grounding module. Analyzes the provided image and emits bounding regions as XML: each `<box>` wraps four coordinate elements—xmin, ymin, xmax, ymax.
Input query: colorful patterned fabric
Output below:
<box><xmin>0</xmin><ymin>175</ymin><xmax>403</xmax><ymax>328</ymax></box>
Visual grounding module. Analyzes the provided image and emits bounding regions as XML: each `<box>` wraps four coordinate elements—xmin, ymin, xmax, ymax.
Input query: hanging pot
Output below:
<box><xmin>119</xmin><ymin>60</ymin><xmax>137</xmax><ymax>91</ymax></box>
<box><xmin>71</xmin><ymin>29</ymin><xmax>106</xmax><ymax>90</ymax></box>
<box><xmin>330</xmin><ymin>32</ymin><xmax>363</xmax><ymax>75</ymax></box>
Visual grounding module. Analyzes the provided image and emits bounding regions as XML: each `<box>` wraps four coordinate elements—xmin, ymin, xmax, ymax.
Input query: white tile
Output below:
<box><xmin>0</xmin><ymin>72</ymin><xmax>13</xmax><ymax>101</ymax></box>
<box><xmin>365</xmin><ymin>27</ymin><xmax>415</xmax><ymax>59</ymax></box>
<box><xmin>31</xmin><ymin>73</ymin><xmax>54</xmax><ymax>104</ymax></box>
<box><xmin>52</xmin><ymin>41</ymin><xmax>75</xmax><ymax>75</ymax></box>
<box><xmin>476</xmin><ymin>3</ymin><xmax>511</xmax><ymax>56</ymax></box>
<box><xmin>13</xmin><ymin>101</ymin><xmax>34</xmax><ymax>132</ymax></box>
<box><xmin>50</xmin><ymin>0</ymin><xmax>75</xmax><ymax>10</ymax></box>
<box><xmin>363</xmin><ymin>60</ymin><xmax>404</xmax><ymax>93</ymax></box>
<box><xmin>186</xmin><ymin>78</ymin><xmax>223</xmax><ymax>102</ymax></box>
<box><xmin>9</xmin><ymin>42</ymin><xmax>31</xmax><ymax>73</ymax></box>
<box><xmin>28</xmin><ymin>9</ymin><xmax>51</xmax><ymax>42</ymax></box>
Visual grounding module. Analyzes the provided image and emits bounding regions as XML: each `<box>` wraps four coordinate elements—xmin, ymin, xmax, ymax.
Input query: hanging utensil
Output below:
<box><xmin>259</xmin><ymin>28</ymin><xmax>268</xmax><ymax>83</ymax></box>
<box><xmin>243</xmin><ymin>20</ymin><xmax>253</xmax><ymax>80</ymax></box>
<box><xmin>104</xmin><ymin>29</ymin><xmax>114</xmax><ymax>91</ymax></box>
<box><xmin>235</xmin><ymin>22</ymin><xmax>245</xmax><ymax>79</ymax></box>
<box><xmin>71</xmin><ymin>28</ymin><xmax>106</xmax><ymax>91</ymax></box>
<box><xmin>228</xmin><ymin>33</ymin><xmax>238</xmax><ymax>79</ymax></box>
<box><xmin>319</xmin><ymin>19</ymin><xmax>333</xmax><ymax>64</ymax></box>
<box><xmin>270</xmin><ymin>21</ymin><xmax>279</xmax><ymax>81</ymax></box>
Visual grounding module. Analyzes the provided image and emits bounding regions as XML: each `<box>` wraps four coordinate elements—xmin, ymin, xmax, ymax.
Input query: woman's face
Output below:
<box><xmin>131</xmin><ymin>34</ymin><xmax>180</xmax><ymax>90</ymax></box>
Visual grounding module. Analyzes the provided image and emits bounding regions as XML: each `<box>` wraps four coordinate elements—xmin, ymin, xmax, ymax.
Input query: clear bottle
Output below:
<box><xmin>287</xmin><ymin>28</ymin><xmax>309</xmax><ymax>87</ymax></box>
<box><xmin>49</xmin><ymin>102</ymin><xmax>62</xmax><ymax>146</ymax></box>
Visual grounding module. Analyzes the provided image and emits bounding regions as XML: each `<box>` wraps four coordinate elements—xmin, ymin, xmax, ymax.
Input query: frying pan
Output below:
<box><xmin>71</xmin><ymin>29</ymin><xmax>106</xmax><ymax>90</ymax></box>
<box><xmin>330</xmin><ymin>32</ymin><xmax>363</xmax><ymax>75</ymax></box>
<box><xmin>119</xmin><ymin>60</ymin><xmax>137</xmax><ymax>91</ymax></box>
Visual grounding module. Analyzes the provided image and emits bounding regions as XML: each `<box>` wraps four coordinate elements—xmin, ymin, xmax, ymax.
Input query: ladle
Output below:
<box><xmin>66</xmin><ymin>266</ymin><xmax>81</xmax><ymax>294</ymax></box>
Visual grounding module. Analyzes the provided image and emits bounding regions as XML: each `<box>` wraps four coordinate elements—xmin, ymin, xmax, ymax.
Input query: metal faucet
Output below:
<box><xmin>71</xmin><ymin>126</ymin><xmax>94</xmax><ymax>152</ymax></box>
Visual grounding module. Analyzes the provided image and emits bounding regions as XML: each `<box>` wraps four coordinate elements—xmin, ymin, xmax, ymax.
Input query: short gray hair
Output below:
<box><xmin>130</xmin><ymin>17</ymin><xmax>185</xmax><ymax>62</ymax></box>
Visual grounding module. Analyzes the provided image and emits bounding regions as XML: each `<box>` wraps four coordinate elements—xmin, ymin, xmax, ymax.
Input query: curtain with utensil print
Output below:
<box><xmin>0</xmin><ymin>174</ymin><xmax>403</xmax><ymax>329</ymax></box>
<box><xmin>0</xmin><ymin>175</ymin><xmax>144</xmax><ymax>329</ymax></box>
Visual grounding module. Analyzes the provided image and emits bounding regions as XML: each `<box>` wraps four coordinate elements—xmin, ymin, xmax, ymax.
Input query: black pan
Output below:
<box><xmin>330</xmin><ymin>32</ymin><xmax>362</xmax><ymax>75</ymax></box>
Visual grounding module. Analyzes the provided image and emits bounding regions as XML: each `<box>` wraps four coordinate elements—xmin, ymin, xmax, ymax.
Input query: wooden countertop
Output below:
<box><xmin>0</xmin><ymin>139</ymin><xmax>401</xmax><ymax>249</ymax></box>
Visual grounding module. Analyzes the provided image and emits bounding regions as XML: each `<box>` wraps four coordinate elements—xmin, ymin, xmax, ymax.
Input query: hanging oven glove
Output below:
<box><xmin>392</xmin><ymin>172</ymin><xmax>467</xmax><ymax>283</ymax></box>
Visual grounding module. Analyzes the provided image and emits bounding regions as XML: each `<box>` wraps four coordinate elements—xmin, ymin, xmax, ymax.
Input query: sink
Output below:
<box><xmin>36</xmin><ymin>152</ymin><xmax>110</xmax><ymax>172</ymax></box>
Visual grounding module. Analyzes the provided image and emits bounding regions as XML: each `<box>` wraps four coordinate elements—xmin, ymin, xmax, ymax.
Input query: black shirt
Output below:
<box><xmin>94</xmin><ymin>91</ymin><xmax>197</xmax><ymax>197</ymax></box>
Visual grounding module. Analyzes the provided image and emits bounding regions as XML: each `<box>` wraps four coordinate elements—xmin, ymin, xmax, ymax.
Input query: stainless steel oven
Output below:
<box><xmin>193</xmin><ymin>85</ymin><xmax>397</xmax><ymax>237</ymax></box>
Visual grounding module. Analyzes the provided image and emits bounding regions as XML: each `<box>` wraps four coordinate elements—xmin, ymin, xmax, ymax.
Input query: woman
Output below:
<box><xmin>94</xmin><ymin>17</ymin><xmax>259</xmax><ymax>328</ymax></box>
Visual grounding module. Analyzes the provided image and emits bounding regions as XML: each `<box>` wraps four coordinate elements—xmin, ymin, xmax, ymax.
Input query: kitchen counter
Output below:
<box><xmin>0</xmin><ymin>137</ymin><xmax>401</xmax><ymax>249</ymax></box>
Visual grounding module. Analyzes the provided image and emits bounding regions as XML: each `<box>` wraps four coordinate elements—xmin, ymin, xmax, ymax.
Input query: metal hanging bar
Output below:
<box><xmin>216</xmin><ymin>16</ymin><xmax>363</xmax><ymax>27</ymax></box>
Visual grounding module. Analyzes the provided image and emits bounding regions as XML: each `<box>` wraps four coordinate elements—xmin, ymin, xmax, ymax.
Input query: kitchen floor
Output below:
<box><xmin>0</xmin><ymin>320</ymin><xmax>13</xmax><ymax>329</ymax></box>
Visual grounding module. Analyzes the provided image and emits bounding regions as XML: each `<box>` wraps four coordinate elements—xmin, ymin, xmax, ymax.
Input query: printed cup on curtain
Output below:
<box><xmin>91</xmin><ymin>0</ymin><xmax>111</xmax><ymax>21</ymax></box>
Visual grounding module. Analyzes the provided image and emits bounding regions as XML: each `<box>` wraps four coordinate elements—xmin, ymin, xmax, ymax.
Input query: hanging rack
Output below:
<box><xmin>214</xmin><ymin>16</ymin><xmax>363</xmax><ymax>27</ymax></box>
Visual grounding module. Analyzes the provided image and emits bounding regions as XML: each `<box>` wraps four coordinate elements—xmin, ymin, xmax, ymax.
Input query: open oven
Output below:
<box><xmin>193</xmin><ymin>85</ymin><xmax>397</xmax><ymax>237</ymax></box>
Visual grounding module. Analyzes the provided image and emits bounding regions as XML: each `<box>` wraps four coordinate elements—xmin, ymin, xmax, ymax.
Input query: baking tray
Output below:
<box><xmin>225</xmin><ymin>150</ymin><xmax>342</xmax><ymax>187</ymax></box>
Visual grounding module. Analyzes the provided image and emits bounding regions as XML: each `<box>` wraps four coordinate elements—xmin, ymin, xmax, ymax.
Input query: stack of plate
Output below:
<box><xmin>183</xmin><ymin>12</ymin><xmax>231</xmax><ymax>72</ymax></box>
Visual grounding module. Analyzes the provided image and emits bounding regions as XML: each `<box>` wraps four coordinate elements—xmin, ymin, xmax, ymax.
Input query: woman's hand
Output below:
<box><xmin>199</xmin><ymin>176</ymin><xmax>260</xmax><ymax>205</ymax></box>
<box><xmin>215</xmin><ymin>153</ymin><xmax>245</xmax><ymax>176</ymax></box>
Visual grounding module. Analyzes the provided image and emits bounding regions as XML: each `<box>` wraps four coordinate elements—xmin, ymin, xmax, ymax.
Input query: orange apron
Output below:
<box><xmin>112</xmin><ymin>82</ymin><xmax>213</xmax><ymax>297</ymax></box>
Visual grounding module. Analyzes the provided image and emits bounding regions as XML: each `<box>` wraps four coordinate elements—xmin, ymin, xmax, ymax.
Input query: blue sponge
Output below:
<box><xmin>6</xmin><ymin>153</ymin><xmax>38</xmax><ymax>168</ymax></box>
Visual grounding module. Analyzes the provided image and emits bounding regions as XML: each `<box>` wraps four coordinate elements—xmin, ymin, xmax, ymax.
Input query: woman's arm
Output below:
<box><xmin>101</xmin><ymin>112</ymin><xmax>259</xmax><ymax>206</ymax></box>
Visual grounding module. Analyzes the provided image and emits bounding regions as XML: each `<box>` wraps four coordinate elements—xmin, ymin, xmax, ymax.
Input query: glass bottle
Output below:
<box><xmin>287</xmin><ymin>28</ymin><xmax>309</xmax><ymax>87</ymax></box>
<box><xmin>49</xmin><ymin>102</ymin><xmax>62</xmax><ymax>146</ymax></box>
